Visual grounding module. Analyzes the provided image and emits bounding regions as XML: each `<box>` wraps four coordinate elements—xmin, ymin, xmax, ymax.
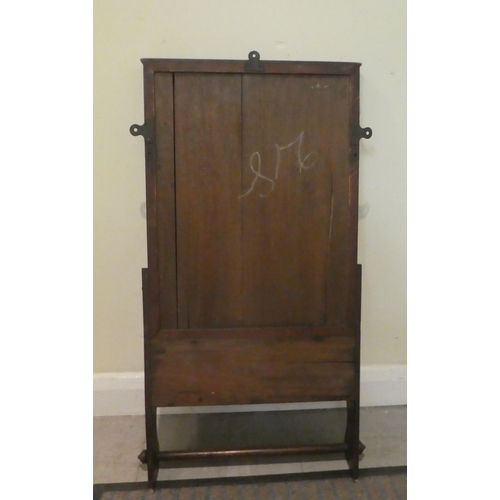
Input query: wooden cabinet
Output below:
<box><xmin>131</xmin><ymin>52</ymin><xmax>372</xmax><ymax>489</ymax></box>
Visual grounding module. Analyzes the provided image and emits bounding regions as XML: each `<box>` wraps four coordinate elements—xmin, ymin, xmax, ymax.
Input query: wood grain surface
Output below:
<box><xmin>174</xmin><ymin>74</ymin><xmax>243</xmax><ymax>328</ymax></box>
<box><xmin>136</xmin><ymin>57</ymin><xmax>366</xmax><ymax>489</ymax></box>
<box><xmin>151</xmin><ymin>327</ymin><xmax>357</xmax><ymax>407</ymax></box>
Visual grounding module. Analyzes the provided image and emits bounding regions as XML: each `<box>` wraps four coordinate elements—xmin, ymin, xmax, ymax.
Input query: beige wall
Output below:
<box><xmin>94</xmin><ymin>0</ymin><xmax>406</xmax><ymax>373</ymax></box>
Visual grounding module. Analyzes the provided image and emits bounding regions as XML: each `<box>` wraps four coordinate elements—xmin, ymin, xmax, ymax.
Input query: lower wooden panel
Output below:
<box><xmin>150</xmin><ymin>327</ymin><xmax>357</xmax><ymax>407</ymax></box>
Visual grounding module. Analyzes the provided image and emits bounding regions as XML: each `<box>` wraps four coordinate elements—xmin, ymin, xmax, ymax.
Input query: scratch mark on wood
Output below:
<box><xmin>328</xmin><ymin>191</ymin><xmax>335</xmax><ymax>242</ymax></box>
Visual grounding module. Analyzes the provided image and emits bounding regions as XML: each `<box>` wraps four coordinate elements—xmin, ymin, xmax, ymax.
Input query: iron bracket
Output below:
<box><xmin>245</xmin><ymin>51</ymin><xmax>264</xmax><ymax>72</ymax></box>
<box><xmin>130</xmin><ymin>121</ymin><xmax>154</xmax><ymax>144</ymax></box>
<box><xmin>351</xmin><ymin>124</ymin><xmax>373</xmax><ymax>144</ymax></box>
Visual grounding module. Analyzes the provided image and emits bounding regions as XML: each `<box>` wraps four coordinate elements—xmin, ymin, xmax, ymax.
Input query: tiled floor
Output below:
<box><xmin>94</xmin><ymin>406</ymin><xmax>406</xmax><ymax>484</ymax></box>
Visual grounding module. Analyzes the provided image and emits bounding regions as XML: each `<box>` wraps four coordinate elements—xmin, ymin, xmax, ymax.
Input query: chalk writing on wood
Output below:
<box><xmin>240</xmin><ymin>132</ymin><xmax>318</xmax><ymax>198</ymax></box>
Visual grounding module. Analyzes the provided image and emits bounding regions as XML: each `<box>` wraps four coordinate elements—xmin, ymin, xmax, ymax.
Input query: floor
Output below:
<box><xmin>94</xmin><ymin>406</ymin><xmax>406</xmax><ymax>484</ymax></box>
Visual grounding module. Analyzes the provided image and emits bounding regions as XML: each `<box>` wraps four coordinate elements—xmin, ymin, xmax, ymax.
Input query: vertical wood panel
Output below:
<box><xmin>345</xmin><ymin>66</ymin><xmax>362</xmax><ymax>331</ymax></box>
<box><xmin>241</xmin><ymin>75</ymin><xmax>350</xmax><ymax>326</ymax></box>
<box><xmin>142</xmin><ymin>65</ymin><xmax>161</xmax><ymax>342</ymax></box>
<box><xmin>155</xmin><ymin>73</ymin><xmax>177</xmax><ymax>328</ymax></box>
<box><xmin>325</xmin><ymin>76</ymin><xmax>351</xmax><ymax>325</ymax></box>
<box><xmin>174</xmin><ymin>74</ymin><xmax>242</xmax><ymax>328</ymax></box>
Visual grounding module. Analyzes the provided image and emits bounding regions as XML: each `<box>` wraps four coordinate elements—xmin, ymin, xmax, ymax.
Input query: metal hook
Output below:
<box><xmin>245</xmin><ymin>51</ymin><xmax>264</xmax><ymax>72</ymax></box>
<box><xmin>130</xmin><ymin>122</ymin><xmax>154</xmax><ymax>143</ymax></box>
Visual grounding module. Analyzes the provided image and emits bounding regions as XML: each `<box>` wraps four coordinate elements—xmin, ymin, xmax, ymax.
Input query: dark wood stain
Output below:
<box><xmin>155</xmin><ymin>73</ymin><xmax>177</xmax><ymax>329</ymax></box>
<box><xmin>151</xmin><ymin>328</ymin><xmax>356</xmax><ymax>407</ymax></box>
<box><xmin>241</xmin><ymin>74</ymin><xmax>350</xmax><ymax>326</ymax></box>
<box><xmin>174</xmin><ymin>74</ymin><xmax>243</xmax><ymax>328</ymax></box>
<box><xmin>133</xmin><ymin>55</ymin><xmax>368</xmax><ymax>489</ymax></box>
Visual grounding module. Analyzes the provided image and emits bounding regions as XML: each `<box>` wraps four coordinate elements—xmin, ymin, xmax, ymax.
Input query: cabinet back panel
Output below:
<box><xmin>155</xmin><ymin>72</ymin><xmax>351</xmax><ymax>329</ymax></box>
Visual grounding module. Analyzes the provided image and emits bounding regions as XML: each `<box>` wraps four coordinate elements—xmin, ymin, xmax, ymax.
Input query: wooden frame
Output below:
<box><xmin>131</xmin><ymin>52</ymin><xmax>372</xmax><ymax>489</ymax></box>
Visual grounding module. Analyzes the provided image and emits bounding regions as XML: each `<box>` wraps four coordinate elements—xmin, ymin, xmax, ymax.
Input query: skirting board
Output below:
<box><xmin>94</xmin><ymin>364</ymin><xmax>406</xmax><ymax>417</ymax></box>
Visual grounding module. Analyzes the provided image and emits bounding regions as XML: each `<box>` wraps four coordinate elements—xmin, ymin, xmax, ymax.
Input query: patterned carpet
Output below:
<box><xmin>94</xmin><ymin>466</ymin><xmax>407</xmax><ymax>499</ymax></box>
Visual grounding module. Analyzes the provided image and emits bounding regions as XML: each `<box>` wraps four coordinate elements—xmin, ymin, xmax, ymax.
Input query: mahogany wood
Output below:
<box><xmin>150</xmin><ymin>327</ymin><xmax>357</xmax><ymax>407</ymax></box>
<box><xmin>154</xmin><ymin>74</ymin><xmax>177</xmax><ymax>330</ymax></box>
<box><xmin>141</xmin><ymin>269</ymin><xmax>159</xmax><ymax>486</ymax></box>
<box><xmin>174</xmin><ymin>74</ymin><xmax>243</xmax><ymax>328</ymax></box>
<box><xmin>138</xmin><ymin>442</ymin><xmax>366</xmax><ymax>464</ymax></box>
<box><xmin>132</xmin><ymin>53</ymin><xmax>370</xmax><ymax>489</ymax></box>
<box><xmin>141</xmin><ymin>58</ymin><xmax>361</xmax><ymax>76</ymax></box>
<box><xmin>240</xmin><ymin>74</ymin><xmax>350</xmax><ymax>326</ymax></box>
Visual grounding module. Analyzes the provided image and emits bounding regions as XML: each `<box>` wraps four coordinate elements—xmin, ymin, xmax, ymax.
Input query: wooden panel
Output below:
<box><xmin>174</xmin><ymin>74</ymin><xmax>242</xmax><ymax>328</ymax></box>
<box><xmin>151</xmin><ymin>327</ymin><xmax>357</xmax><ymax>406</ymax></box>
<box><xmin>143</xmin><ymin>66</ymin><xmax>161</xmax><ymax>342</ymax></box>
<box><xmin>240</xmin><ymin>75</ymin><xmax>350</xmax><ymax>326</ymax></box>
<box><xmin>155</xmin><ymin>73</ymin><xmax>177</xmax><ymax>329</ymax></box>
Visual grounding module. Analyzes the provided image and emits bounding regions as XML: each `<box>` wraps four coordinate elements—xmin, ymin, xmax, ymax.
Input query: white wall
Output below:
<box><xmin>94</xmin><ymin>0</ymin><xmax>406</xmax><ymax>373</ymax></box>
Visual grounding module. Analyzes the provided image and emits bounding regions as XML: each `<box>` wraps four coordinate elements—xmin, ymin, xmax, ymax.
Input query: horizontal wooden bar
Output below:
<box><xmin>141</xmin><ymin>58</ymin><xmax>360</xmax><ymax>76</ymax></box>
<box><xmin>138</xmin><ymin>441</ymin><xmax>365</xmax><ymax>463</ymax></box>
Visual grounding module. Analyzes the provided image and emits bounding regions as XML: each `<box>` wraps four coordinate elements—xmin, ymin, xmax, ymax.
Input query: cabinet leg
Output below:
<box><xmin>344</xmin><ymin>399</ymin><xmax>360</xmax><ymax>480</ymax></box>
<box><xmin>145</xmin><ymin>404</ymin><xmax>159</xmax><ymax>490</ymax></box>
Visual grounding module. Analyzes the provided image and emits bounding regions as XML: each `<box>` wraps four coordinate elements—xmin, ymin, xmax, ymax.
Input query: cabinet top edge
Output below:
<box><xmin>140</xmin><ymin>58</ymin><xmax>361</xmax><ymax>75</ymax></box>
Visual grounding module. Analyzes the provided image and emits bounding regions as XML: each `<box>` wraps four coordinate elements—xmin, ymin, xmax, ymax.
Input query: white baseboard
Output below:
<box><xmin>93</xmin><ymin>364</ymin><xmax>406</xmax><ymax>417</ymax></box>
